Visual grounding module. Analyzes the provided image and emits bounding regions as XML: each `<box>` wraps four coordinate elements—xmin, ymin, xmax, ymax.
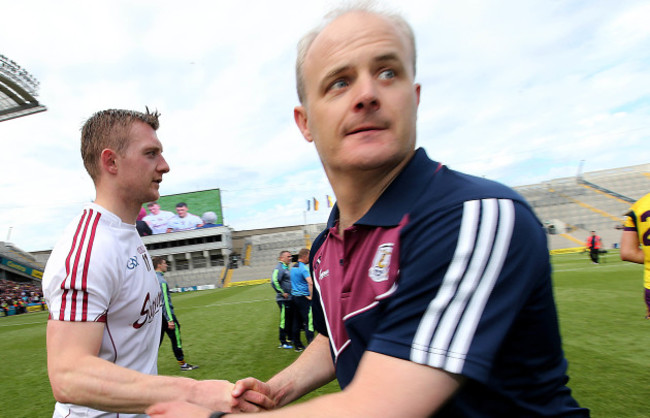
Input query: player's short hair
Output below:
<box><xmin>81</xmin><ymin>107</ymin><xmax>160</xmax><ymax>182</ymax></box>
<box><xmin>298</xmin><ymin>248</ymin><xmax>310</xmax><ymax>260</ymax></box>
<box><xmin>176</xmin><ymin>202</ymin><xmax>188</xmax><ymax>208</ymax></box>
<box><xmin>295</xmin><ymin>1</ymin><xmax>416</xmax><ymax>104</ymax></box>
<box><xmin>147</xmin><ymin>201</ymin><xmax>158</xmax><ymax>207</ymax></box>
<box><xmin>152</xmin><ymin>256</ymin><xmax>167</xmax><ymax>269</ymax></box>
<box><xmin>279</xmin><ymin>250</ymin><xmax>291</xmax><ymax>259</ymax></box>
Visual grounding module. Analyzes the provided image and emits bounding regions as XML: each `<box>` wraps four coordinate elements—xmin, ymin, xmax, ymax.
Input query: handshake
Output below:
<box><xmin>146</xmin><ymin>377</ymin><xmax>276</xmax><ymax>418</ymax></box>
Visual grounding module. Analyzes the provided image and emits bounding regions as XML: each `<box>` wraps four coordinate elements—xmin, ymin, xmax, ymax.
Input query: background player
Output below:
<box><xmin>144</xmin><ymin>201</ymin><xmax>175</xmax><ymax>234</ymax></box>
<box><xmin>620</xmin><ymin>192</ymin><xmax>650</xmax><ymax>318</ymax></box>
<box><xmin>289</xmin><ymin>248</ymin><xmax>314</xmax><ymax>352</ymax></box>
<box><xmin>271</xmin><ymin>250</ymin><xmax>294</xmax><ymax>349</ymax></box>
<box><xmin>154</xmin><ymin>256</ymin><xmax>199</xmax><ymax>371</ymax></box>
<box><xmin>166</xmin><ymin>202</ymin><xmax>203</xmax><ymax>232</ymax></box>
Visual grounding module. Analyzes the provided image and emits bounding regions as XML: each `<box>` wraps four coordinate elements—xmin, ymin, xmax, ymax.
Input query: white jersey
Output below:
<box><xmin>143</xmin><ymin>210</ymin><xmax>175</xmax><ymax>234</ymax></box>
<box><xmin>167</xmin><ymin>213</ymin><xmax>202</xmax><ymax>232</ymax></box>
<box><xmin>43</xmin><ymin>203</ymin><xmax>162</xmax><ymax>418</ymax></box>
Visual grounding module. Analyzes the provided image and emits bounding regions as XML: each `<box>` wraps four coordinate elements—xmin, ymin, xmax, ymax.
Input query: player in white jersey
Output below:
<box><xmin>144</xmin><ymin>201</ymin><xmax>175</xmax><ymax>234</ymax></box>
<box><xmin>45</xmin><ymin>203</ymin><xmax>163</xmax><ymax>417</ymax></box>
<box><xmin>166</xmin><ymin>202</ymin><xmax>203</xmax><ymax>232</ymax></box>
<box><xmin>43</xmin><ymin>108</ymin><xmax>272</xmax><ymax>417</ymax></box>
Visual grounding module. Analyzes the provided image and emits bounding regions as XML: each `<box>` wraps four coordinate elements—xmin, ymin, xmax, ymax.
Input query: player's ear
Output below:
<box><xmin>100</xmin><ymin>149</ymin><xmax>118</xmax><ymax>175</ymax></box>
<box><xmin>294</xmin><ymin>106</ymin><xmax>313</xmax><ymax>143</ymax></box>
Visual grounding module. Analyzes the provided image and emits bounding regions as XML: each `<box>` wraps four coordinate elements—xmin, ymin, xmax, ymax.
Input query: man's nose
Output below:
<box><xmin>353</xmin><ymin>76</ymin><xmax>380</xmax><ymax>112</ymax></box>
<box><xmin>159</xmin><ymin>156</ymin><xmax>170</xmax><ymax>173</ymax></box>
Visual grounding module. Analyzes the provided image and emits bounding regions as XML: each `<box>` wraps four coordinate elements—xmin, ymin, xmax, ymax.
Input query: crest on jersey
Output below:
<box><xmin>368</xmin><ymin>243</ymin><xmax>393</xmax><ymax>282</ymax></box>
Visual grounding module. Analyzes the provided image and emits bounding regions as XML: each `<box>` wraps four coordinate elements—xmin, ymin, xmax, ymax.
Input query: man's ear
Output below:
<box><xmin>100</xmin><ymin>149</ymin><xmax>118</xmax><ymax>175</ymax></box>
<box><xmin>294</xmin><ymin>106</ymin><xmax>313</xmax><ymax>143</ymax></box>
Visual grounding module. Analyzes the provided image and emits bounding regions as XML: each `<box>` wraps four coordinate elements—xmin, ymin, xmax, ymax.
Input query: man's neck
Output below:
<box><xmin>328</xmin><ymin>155</ymin><xmax>412</xmax><ymax>234</ymax></box>
<box><xmin>94</xmin><ymin>192</ymin><xmax>141</xmax><ymax>224</ymax></box>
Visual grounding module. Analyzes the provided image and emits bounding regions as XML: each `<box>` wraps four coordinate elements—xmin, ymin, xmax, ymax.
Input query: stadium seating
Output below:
<box><xmin>227</xmin><ymin>224</ymin><xmax>326</xmax><ymax>285</ymax></box>
<box><xmin>516</xmin><ymin>163</ymin><xmax>649</xmax><ymax>250</ymax></box>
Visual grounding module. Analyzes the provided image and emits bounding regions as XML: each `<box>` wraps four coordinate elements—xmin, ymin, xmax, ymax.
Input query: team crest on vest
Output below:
<box><xmin>368</xmin><ymin>243</ymin><xmax>393</xmax><ymax>282</ymax></box>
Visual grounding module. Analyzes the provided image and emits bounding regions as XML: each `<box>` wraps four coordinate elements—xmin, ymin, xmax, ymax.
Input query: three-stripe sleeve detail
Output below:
<box><xmin>58</xmin><ymin>208</ymin><xmax>101</xmax><ymax>321</ymax></box>
<box><xmin>410</xmin><ymin>199</ymin><xmax>515</xmax><ymax>374</ymax></box>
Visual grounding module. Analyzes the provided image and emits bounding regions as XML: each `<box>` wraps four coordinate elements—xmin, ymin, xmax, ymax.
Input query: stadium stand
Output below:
<box><xmin>515</xmin><ymin>163</ymin><xmax>650</xmax><ymax>250</ymax></box>
<box><xmin>141</xmin><ymin>225</ymin><xmax>233</xmax><ymax>289</ymax></box>
<box><xmin>227</xmin><ymin>223</ymin><xmax>326</xmax><ymax>285</ymax></box>
<box><xmin>0</xmin><ymin>54</ymin><xmax>47</xmax><ymax>122</ymax></box>
<box><xmin>0</xmin><ymin>241</ymin><xmax>44</xmax><ymax>284</ymax></box>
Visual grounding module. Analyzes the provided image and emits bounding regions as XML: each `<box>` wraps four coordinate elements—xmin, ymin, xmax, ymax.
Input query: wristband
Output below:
<box><xmin>209</xmin><ymin>412</ymin><xmax>227</xmax><ymax>418</ymax></box>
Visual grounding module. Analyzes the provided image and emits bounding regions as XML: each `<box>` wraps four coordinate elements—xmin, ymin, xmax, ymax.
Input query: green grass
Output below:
<box><xmin>1</xmin><ymin>251</ymin><xmax>648</xmax><ymax>417</ymax></box>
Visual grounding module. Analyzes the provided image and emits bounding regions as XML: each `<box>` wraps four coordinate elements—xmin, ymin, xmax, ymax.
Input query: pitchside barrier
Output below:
<box><xmin>226</xmin><ymin>278</ymin><xmax>271</xmax><ymax>288</ymax></box>
<box><xmin>550</xmin><ymin>247</ymin><xmax>586</xmax><ymax>255</ymax></box>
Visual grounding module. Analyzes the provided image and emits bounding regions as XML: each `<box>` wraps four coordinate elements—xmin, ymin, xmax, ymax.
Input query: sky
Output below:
<box><xmin>0</xmin><ymin>0</ymin><xmax>648</xmax><ymax>252</ymax></box>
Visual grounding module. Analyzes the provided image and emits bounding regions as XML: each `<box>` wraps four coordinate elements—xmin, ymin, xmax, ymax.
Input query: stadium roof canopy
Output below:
<box><xmin>0</xmin><ymin>54</ymin><xmax>47</xmax><ymax>122</ymax></box>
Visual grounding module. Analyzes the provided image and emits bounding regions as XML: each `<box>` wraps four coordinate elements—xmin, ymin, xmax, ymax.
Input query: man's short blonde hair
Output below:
<box><xmin>81</xmin><ymin>107</ymin><xmax>160</xmax><ymax>182</ymax></box>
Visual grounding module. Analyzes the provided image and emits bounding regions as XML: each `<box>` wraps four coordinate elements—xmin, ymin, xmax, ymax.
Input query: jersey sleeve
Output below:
<box><xmin>160</xmin><ymin>280</ymin><xmax>173</xmax><ymax>322</ymax></box>
<box><xmin>301</xmin><ymin>265</ymin><xmax>310</xmax><ymax>280</ymax></box>
<box><xmin>271</xmin><ymin>266</ymin><xmax>282</xmax><ymax>293</ymax></box>
<box><xmin>367</xmin><ymin>198</ymin><xmax>554</xmax><ymax>384</ymax></box>
<box><xmin>44</xmin><ymin>228</ymin><xmax>121</xmax><ymax>323</ymax></box>
<box><xmin>623</xmin><ymin>206</ymin><xmax>638</xmax><ymax>231</ymax></box>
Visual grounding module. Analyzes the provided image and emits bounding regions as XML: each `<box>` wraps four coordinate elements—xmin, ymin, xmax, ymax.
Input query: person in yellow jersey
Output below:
<box><xmin>621</xmin><ymin>192</ymin><xmax>650</xmax><ymax>319</ymax></box>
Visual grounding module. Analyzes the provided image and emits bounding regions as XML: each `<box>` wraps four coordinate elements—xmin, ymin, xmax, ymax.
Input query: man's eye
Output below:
<box><xmin>378</xmin><ymin>69</ymin><xmax>395</xmax><ymax>80</ymax></box>
<box><xmin>329</xmin><ymin>79</ymin><xmax>348</xmax><ymax>91</ymax></box>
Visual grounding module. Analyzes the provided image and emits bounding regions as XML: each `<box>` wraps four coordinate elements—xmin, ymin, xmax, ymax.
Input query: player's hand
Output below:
<box><xmin>190</xmin><ymin>379</ymin><xmax>236</xmax><ymax>412</ymax></box>
<box><xmin>168</xmin><ymin>321</ymin><xmax>175</xmax><ymax>330</ymax></box>
<box><xmin>232</xmin><ymin>377</ymin><xmax>276</xmax><ymax>411</ymax></box>
<box><xmin>146</xmin><ymin>401</ymin><xmax>212</xmax><ymax>418</ymax></box>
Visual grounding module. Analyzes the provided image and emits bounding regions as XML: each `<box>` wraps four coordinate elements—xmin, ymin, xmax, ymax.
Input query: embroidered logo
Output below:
<box><xmin>318</xmin><ymin>269</ymin><xmax>330</xmax><ymax>281</ymax></box>
<box><xmin>127</xmin><ymin>256</ymin><xmax>139</xmax><ymax>270</ymax></box>
<box><xmin>368</xmin><ymin>243</ymin><xmax>393</xmax><ymax>282</ymax></box>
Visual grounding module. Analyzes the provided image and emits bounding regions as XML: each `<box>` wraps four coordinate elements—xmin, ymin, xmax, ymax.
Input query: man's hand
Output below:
<box><xmin>168</xmin><ymin>321</ymin><xmax>175</xmax><ymax>330</ymax></box>
<box><xmin>232</xmin><ymin>377</ymin><xmax>276</xmax><ymax>411</ymax></box>
<box><xmin>190</xmin><ymin>380</ymin><xmax>237</xmax><ymax>412</ymax></box>
<box><xmin>146</xmin><ymin>401</ymin><xmax>212</xmax><ymax>418</ymax></box>
<box><xmin>147</xmin><ymin>379</ymin><xmax>274</xmax><ymax>417</ymax></box>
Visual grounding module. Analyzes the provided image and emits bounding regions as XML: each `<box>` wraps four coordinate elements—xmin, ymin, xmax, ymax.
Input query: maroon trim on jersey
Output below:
<box><xmin>314</xmin><ymin>215</ymin><xmax>407</xmax><ymax>362</ymax></box>
<box><xmin>59</xmin><ymin>209</ymin><xmax>101</xmax><ymax>321</ymax></box>
<box><xmin>81</xmin><ymin>215</ymin><xmax>100</xmax><ymax>321</ymax></box>
<box><xmin>60</xmin><ymin>209</ymin><xmax>88</xmax><ymax>320</ymax></box>
<box><xmin>105</xmin><ymin>318</ymin><xmax>119</xmax><ymax>363</ymax></box>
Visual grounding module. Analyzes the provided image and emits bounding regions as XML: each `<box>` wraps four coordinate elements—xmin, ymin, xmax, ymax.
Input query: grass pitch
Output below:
<box><xmin>1</xmin><ymin>250</ymin><xmax>648</xmax><ymax>417</ymax></box>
